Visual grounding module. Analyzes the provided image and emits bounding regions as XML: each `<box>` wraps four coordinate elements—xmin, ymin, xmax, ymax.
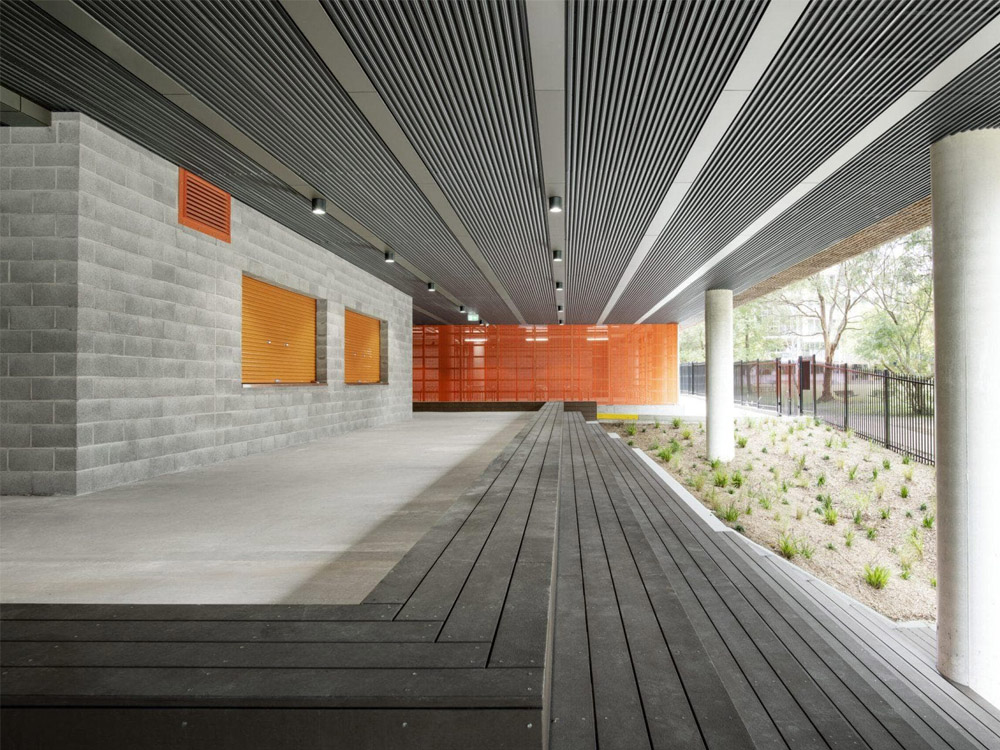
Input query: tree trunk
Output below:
<box><xmin>819</xmin><ymin>357</ymin><xmax>836</xmax><ymax>401</ymax></box>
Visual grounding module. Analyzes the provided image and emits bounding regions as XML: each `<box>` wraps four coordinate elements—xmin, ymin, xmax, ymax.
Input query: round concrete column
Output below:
<box><xmin>705</xmin><ymin>289</ymin><xmax>734</xmax><ymax>462</ymax></box>
<box><xmin>932</xmin><ymin>128</ymin><xmax>1000</xmax><ymax>706</ymax></box>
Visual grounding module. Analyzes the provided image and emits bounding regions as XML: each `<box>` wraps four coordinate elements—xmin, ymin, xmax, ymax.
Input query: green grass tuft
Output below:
<box><xmin>864</xmin><ymin>564</ymin><xmax>891</xmax><ymax>589</ymax></box>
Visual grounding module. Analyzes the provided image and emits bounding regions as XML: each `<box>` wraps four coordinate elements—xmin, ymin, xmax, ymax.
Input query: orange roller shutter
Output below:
<box><xmin>242</xmin><ymin>276</ymin><xmax>317</xmax><ymax>384</ymax></box>
<box><xmin>345</xmin><ymin>309</ymin><xmax>381</xmax><ymax>384</ymax></box>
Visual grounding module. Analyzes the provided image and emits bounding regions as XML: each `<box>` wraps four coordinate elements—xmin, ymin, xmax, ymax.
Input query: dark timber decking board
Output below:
<box><xmin>3</xmin><ymin>404</ymin><xmax>998</xmax><ymax>750</ymax></box>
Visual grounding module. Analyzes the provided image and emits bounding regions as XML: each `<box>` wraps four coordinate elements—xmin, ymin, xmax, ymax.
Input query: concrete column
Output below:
<box><xmin>932</xmin><ymin>129</ymin><xmax>1000</xmax><ymax>707</ymax></box>
<box><xmin>705</xmin><ymin>289</ymin><xmax>734</xmax><ymax>462</ymax></box>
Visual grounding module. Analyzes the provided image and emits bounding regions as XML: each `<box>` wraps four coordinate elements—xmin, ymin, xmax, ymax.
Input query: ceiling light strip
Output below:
<box><xmin>280</xmin><ymin>0</ymin><xmax>526</xmax><ymax>324</ymax></box>
<box><xmin>636</xmin><ymin>11</ymin><xmax>1000</xmax><ymax>324</ymax></box>
<box><xmin>32</xmin><ymin>0</ymin><xmax>465</xmax><ymax>313</ymax></box>
<box><xmin>596</xmin><ymin>0</ymin><xmax>809</xmax><ymax>324</ymax></box>
<box><xmin>526</xmin><ymin>0</ymin><xmax>566</xmax><ymax>319</ymax></box>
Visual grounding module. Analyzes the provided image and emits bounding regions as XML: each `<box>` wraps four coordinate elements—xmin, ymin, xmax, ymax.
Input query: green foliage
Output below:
<box><xmin>900</xmin><ymin>485</ymin><xmax>909</xmax><ymax>499</ymax></box>
<box><xmin>672</xmin><ymin>417</ymin><xmax>682</xmax><ymax>429</ymax></box>
<box><xmin>882</xmin><ymin>458</ymin><xmax>891</xmax><ymax>470</ymax></box>
<box><xmin>844</xmin><ymin>529</ymin><xmax>855</xmax><ymax>548</ymax></box>
<box><xmin>848</xmin><ymin>464</ymin><xmax>858</xmax><ymax>480</ymax></box>
<box><xmin>657</xmin><ymin>448</ymin><xmax>672</xmax><ymax>462</ymax></box>
<box><xmin>880</xmin><ymin>507</ymin><xmax>891</xmax><ymax>520</ymax></box>
<box><xmin>922</xmin><ymin>513</ymin><xmax>935</xmax><ymax>529</ymax></box>
<box><xmin>692</xmin><ymin>474</ymin><xmax>706</xmax><ymax>491</ymax></box>
<box><xmin>627</xmin><ymin>440</ymin><xmax>634</xmax><ymax>446</ymax></box>
<box><xmin>907</xmin><ymin>527</ymin><xmax>924</xmax><ymax>559</ymax></box>
<box><xmin>653</xmin><ymin>418</ymin><xmax>660</xmax><ymax>430</ymax></box>
<box><xmin>864</xmin><ymin>564</ymin><xmax>891</xmax><ymax>589</ymax></box>
<box><xmin>903</xmin><ymin>467</ymin><xmax>914</xmax><ymax>482</ymax></box>
<box><xmin>731</xmin><ymin>470</ymin><xmax>744</xmax><ymax>489</ymax></box>
<box><xmin>737</xmin><ymin>435</ymin><xmax>748</xmax><ymax>449</ymax></box>
<box><xmin>902</xmin><ymin>454</ymin><xmax>912</xmax><ymax>465</ymax></box>
<box><xmin>709</xmin><ymin>458</ymin><xmax>721</xmax><ymax>470</ymax></box>
<box><xmin>713</xmin><ymin>470</ymin><xmax>729</xmax><ymax>488</ymax></box>
<box><xmin>826</xmin><ymin>542</ymin><xmax>836</xmax><ymax>551</ymax></box>
<box><xmin>625</xmin><ymin>421</ymin><xmax>637</xmax><ymax>437</ymax></box>
<box><xmin>669</xmin><ymin>438</ymin><xmax>682</xmax><ymax>453</ymax></box>
<box><xmin>866</xmin><ymin>527</ymin><xmax>878</xmax><ymax>540</ymax></box>
<box><xmin>825</xmin><ymin>435</ymin><xmax>834</xmax><ymax>448</ymax></box>
<box><xmin>758</xmin><ymin>495</ymin><xmax>772</xmax><ymax>510</ymax></box>
<box><xmin>822</xmin><ymin>506</ymin><xmax>838</xmax><ymax>526</ymax></box>
<box><xmin>734</xmin><ymin>523</ymin><xmax>745</xmax><ymax>533</ymax></box>
<box><xmin>649</xmin><ymin>442</ymin><xmax>660</xmax><ymax>451</ymax></box>
<box><xmin>872</xmin><ymin>467</ymin><xmax>879</xmax><ymax>480</ymax></box>
<box><xmin>816</xmin><ymin>473</ymin><xmax>826</xmax><ymax>487</ymax></box>
<box><xmin>681</xmin><ymin>428</ymin><xmax>692</xmax><ymax>440</ymax></box>
<box><xmin>797</xmin><ymin>454</ymin><xmax>807</xmax><ymax>471</ymax></box>
<box><xmin>853</xmin><ymin>509</ymin><xmax>863</xmax><ymax>525</ymax></box>
<box><xmin>720</xmin><ymin>502</ymin><xmax>740</xmax><ymax>522</ymax></box>
<box><xmin>931</xmin><ymin>577</ymin><xmax>937</xmax><ymax>588</ymax></box>
<box><xmin>778</xmin><ymin>533</ymin><xmax>797</xmax><ymax>559</ymax></box>
<box><xmin>798</xmin><ymin>540</ymin><xmax>815</xmax><ymax>559</ymax></box>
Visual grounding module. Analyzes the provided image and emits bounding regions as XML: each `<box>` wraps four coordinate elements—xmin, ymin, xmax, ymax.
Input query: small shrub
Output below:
<box><xmin>816</xmin><ymin>473</ymin><xmax>826</xmax><ymax>487</ymax></box>
<box><xmin>713</xmin><ymin>470</ymin><xmax>729</xmax><ymax>488</ymax></box>
<box><xmin>848</xmin><ymin>464</ymin><xmax>858</xmax><ymax>480</ymax></box>
<box><xmin>908</xmin><ymin>527</ymin><xmax>924</xmax><ymax>559</ymax></box>
<box><xmin>681</xmin><ymin>428</ymin><xmax>692</xmax><ymax>440</ymax></box>
<box><xmin>759</xmin><ymin>495</ymin><xmax>772</xmax><ymax>510</ymax></box>
<box><xmin>836</xmin><ymin>458</ymin><xmax>845</xmax><ymax>470</ymax></box>
<box><xmin>853</xmin><ymin>509</ymin><xmax>863</xmax><ymax>525</ymax></box>
<box><xmin>825</xmin><ymin>436</ymin><xmax>834</xmax><ymax>448</ymax></box>
<box><xmin>823</xmin><ymin>506</ymin><xmax>838</xmax><ymax>525</ymax></box>
<box><xmin>874</xmin><ymin>481</ymin><xmax>885</xmax><ymax>499</ymax></box>
<box><xmin>731</xmin><ymin>470</ymin><xmax>744</xmax><ymax>489</ymax></box>
<box><xmin>900</xmin><ymin>485</ymin><xmax>909</xmax><ymax>499</ymax></box>
<box><xmin>653</xmin><ymin>418</ymin><xmax>660</xmax><ymax>429</ymax></box>
<box><xmin>625</xmin><ymin>422</ymin><xmax>637</xmax><ymax>437</ymax></box>
<box><xmin>844</xmin><ymin>529</ymin><xmax>855</xmax><ymax>548</ymax></box>
<box><xmin>627</xmin><ymin>440</ymin><xmax>634</xmax><ymax>446</ymax></box>
<box><xmin>905</xmin><ymin>510</ymin><xmax>913</xmax><ymax>518</ymax></box>
<box><xmin>866</xmin><ymin>527</ymin><xmax>878</xmax><ymax>540</ymax></box>
<box><xmin>797</xmin><ymin>455</ymin><xmax>807</xmax><ymax>471</ymax></box>
<box><xmin>882</xmin><ymin>459</ymin><xmax>891</xmax><ymax>470</ymax></box>
<box><xmin>734</xmin><ymin>523</ymin><xmax>745</xmax><ymax>533</ymax></box>
<box><xmin>822</xmin><ymin>455</ymin><xmax>830</xmax><ymax>461</ymax></box>
<box><xmin>880</xmin><ymin>507</ymin><xmax>891</xmax><ymax>520</ymax></box>
<box><xmin>899</xmin><ymin>552</ymin><xmax>914</xmax><ymax>581</ymax></box>
<box><xmin>781</xmin><ymin>480</ymin><xmax>789</xmax><ymax>493</ymax></box>
<box><xmin>649</xmin><ymin>442</ymin><xmax>660</xmax><ymax>451</ymax></box>
<box><xmin>922</xmin><ymin>513</ymin><xmax>935</xmax><ymax>529</ymax></box>
<box><xmin>795</xmin><ymin>506</ymin><xmax>804</xmax><ymax>521</ymax></box>
<box><xmin>826</xmin><ymin>542</ymin><xmax>836</xmax><ymax>551</ymax></box>
<box><xmin>799</xmin><ymin>540</ymin><xmax>815</xmax><ymax>559</ymax></box>
<box><xmin>872</xmin><ymin>467</ymin><xmax>879</xmax><ymax>480</ymax></box>
<box><xmin>710</xmin><ymin>458</ymin><xmax>722</xmax><ymax>470</ymax></box>
<box><xmin>902</xmin><ymin>454</ymin><xmax>912</xmax><ymax>465</ymax></box>
<box><xmin>657</xmin><ymin>448</ymin><xmax>672</xmax><ymax>462</ymax></box>
<box><xmin>672</xmin><ymin>417</ymin><xmax>682</xmax><ymax>428</ymax></box>
<box><xmin>864</xmin><ymin>564</ymin><xmax>891</xmax><ymax>589</ymax></box>
<box><xmin>737</xmin><ymin>436</ymin><xmax>748</xmax><ymax>449</ymax></box>
<box><xmin>931</xmin><ymin>577</ymin><xmax>937</xmax><ymax>588</ymax></box>
<box><xmin>788</xmin><ymin>425</ymin><xmax>795</xmax><ymax>436</ymax></box>
<box><xmin>720</xmin><ymin>502</ymin><xmax>740</xmax><ymax>522</ymax></box>
<box><xmin>919</xmin><ymin>502</ymin><xmax>927</xmax><ymax>511</ymax></box>
<box><xmin>669</xmin><ymin>438</ymin><xmax>682</xmax><ymax>453</ymax></box>
<box><xmin>903</xmin><ymin>467</ymin><xmax>914</xmax><ymax>482</ymax></box>
<box><xmin>692</xmin><ymin>474</ymin><xmax>706</xmax><ymax>491</ymax></box>
<box><xmin>778</xmin><ymin>533</ymin><xmax>797</xmax><ymax>559</ymax></box>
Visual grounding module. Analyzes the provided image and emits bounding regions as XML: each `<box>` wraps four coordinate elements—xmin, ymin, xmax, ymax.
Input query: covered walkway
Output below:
<box><xmin>3</xmin><ymin>405</ymin><xmax>997</xmax><ymax>749</ymax></box>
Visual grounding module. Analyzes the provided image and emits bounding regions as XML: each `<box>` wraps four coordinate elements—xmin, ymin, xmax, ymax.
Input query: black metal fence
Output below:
<box><xmin>680</xmin><ymin>357</ymin><xmax>935</xmax><ymax>464</ymax></box>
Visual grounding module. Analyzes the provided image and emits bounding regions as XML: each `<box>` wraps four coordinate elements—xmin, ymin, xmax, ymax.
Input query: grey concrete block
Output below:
<box><xmin>32</xmin><ymin>423</ymin><xmax>76</xmax><ymax>448</ymax></box>
<box><xmin>7</xmin><ymin>448</ymin><xmax>55</xmax><ymax>471</ymax></box>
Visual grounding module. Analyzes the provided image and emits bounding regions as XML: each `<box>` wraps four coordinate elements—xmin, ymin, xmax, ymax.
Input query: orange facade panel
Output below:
<box><xmin>345</xmin><ymin>309</ymin><xmax>381</xmax><ymax>384</ymax></box>
<box><xmin>413</xmin><ymin>324</ymin><xmax>678</xmax><ymax>405</ymax></box>
<box><xmin>242</xmin><ymin>276</ymin><xmax>317</xmax><ymax>384</ymax></box>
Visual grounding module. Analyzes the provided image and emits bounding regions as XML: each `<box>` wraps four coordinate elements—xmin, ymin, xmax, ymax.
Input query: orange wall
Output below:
<box><xmin>413</xmin><ymin>324</ymin><xmax>678</xmax><ymax>404</ymax></box>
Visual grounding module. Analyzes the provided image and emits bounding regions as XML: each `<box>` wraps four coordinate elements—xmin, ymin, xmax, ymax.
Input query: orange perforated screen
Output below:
<box><xmin>178</xmin><ymin>168</ymin><xmax>231</xmax><ymax>242</ymax></box>
<box><xmin>241</xmin><ymin>276</ymin><xmax>317</xmax><ymax>384</ymax></box>
<box><xmin>345</xmin><ymin>309</ymin><xmax>382</xmax><ymax>384</ymax></box>
<box><xmin>413</xmin><ymin>324</ymin><xmax>678</xmax><ymax>404</ymax></box>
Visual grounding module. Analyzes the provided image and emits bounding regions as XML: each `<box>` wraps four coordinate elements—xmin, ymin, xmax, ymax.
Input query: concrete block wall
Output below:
<box><xmin>2</xmin><ymin>113</ymin><xmax>412</xmax><ymax>496</ymax></box>
<box><xmin>0</xmin><ymin>118</ymin><xmax>80</xmax><ymax>495</ymax></box>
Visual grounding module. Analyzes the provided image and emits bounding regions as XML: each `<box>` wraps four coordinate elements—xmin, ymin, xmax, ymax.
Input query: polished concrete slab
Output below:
<box><xmin>0</xmin><ymin>412</ymin><xmax>532</xmax><ymax>605</ymax></box>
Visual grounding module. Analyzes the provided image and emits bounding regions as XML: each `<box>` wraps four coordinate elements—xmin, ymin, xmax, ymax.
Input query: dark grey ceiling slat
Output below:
<box><xmin>565</xmin><ymin>0</ymin><xmax>767</xmax><ymax>322</ymax></box>
<box><xmin>322</xmin><ymin>0</ymin><xmax>554</xmax><ymax>323</ymax></box>
<box><xmin>609</xmin><ymin>0</ymin><xmax>1000</xmax><ymax>323</ymax></box>
<box><xmin>0</xmin><ymin>1</ymin><xmax>463</xmax><ymax>323</ymax></box>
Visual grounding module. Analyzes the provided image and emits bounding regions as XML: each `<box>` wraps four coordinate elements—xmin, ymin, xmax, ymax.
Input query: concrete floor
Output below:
<box><xmin>0</xmin><ymin>412</ymin><xmax>532</xmax><ymax>605</ymax></box>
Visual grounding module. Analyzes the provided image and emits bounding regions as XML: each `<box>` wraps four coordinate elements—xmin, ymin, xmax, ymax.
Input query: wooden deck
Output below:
<box><xmin>3</xmin><ymin>403</ymin><xmax>999</xmax><ymax>749</ymax></box>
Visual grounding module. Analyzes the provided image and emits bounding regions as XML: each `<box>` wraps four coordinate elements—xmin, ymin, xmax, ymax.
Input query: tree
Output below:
<box><xmin>679</xmin><ymin>322</ymin><xmax>705</xmax><ymax>363</ymax></box>
<box><xmin>856</xmin><ymin>229</ymin><xmax>934</xmax><ymax>377</ymax></box>
<box><xmin>777</xmin><ymin>256</ymin><xmax>875</xmax><ymax>400</ymax></box>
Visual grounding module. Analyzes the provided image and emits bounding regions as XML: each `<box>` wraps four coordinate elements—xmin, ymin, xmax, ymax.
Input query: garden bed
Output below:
<box><xmin>604</xmin><ymin>415</ymin><xmax>937</xmax><ymax>622</ymax></box>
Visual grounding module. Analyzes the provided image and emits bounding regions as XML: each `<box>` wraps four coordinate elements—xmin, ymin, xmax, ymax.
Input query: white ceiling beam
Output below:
<box><xmin>280</xmin><ymin>0</ymin><xmax>526</xmax><ymax>324</ymax></box>
<box><xmin>637</xmin><ymin>11</ymin><xmax>1000</xmax><ymax>324</ymax></box>
<box><xmin>597</xmin><ymin>0</ymin><xmax>809</xmax><ymax>324</ymax></box>
<box><xmin>525</xmin><ymin>0</ymin><xmax>566</xmax><ymax>318</ymax></box>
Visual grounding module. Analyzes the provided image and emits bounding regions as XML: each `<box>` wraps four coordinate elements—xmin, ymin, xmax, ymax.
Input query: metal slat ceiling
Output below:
<box><xmin>659</xmin><ymin>47</ymin><xmax>1000</xmax><ymax>324</ymax></box>
<box><xmin>0</xmin><ymin>1</ymin><xmax>463</xmax><ymax>324</ymax></box>
<box><xmin>607</xmin><ymin>0</ymin><xmax>1000</xmax><ymax>323</ymax></box>
<box><xmin>1</xmin><ymin>0</ymin><xmax>998</xmax><ymax>330</ymax></box>
<box><xmin>565</xmin><ymin>0</ymin><xmax>767</xmax><ymax>322</ymax></box>
<box><xmin>75</xmin><ymin>0</ymin><xmax>513</xmax><ymax>323</ymax></box>
<box><xmin>323</xmin><ymin>0</ymin><xmax>555</xmax><ymax>323</ymax></box>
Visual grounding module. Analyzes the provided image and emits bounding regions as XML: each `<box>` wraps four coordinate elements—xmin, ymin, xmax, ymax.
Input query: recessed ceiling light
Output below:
<box><xmin>552</xmin><ymin>249</ymin><xmax>563</xmax><ymax>262</ymax></box>
<box><xmin>555</xmin><ymin>281</ymin><xmax>563</xmax><ymax>291</ymax></box>
<box><xmin>311</xmin><ymin>197</ymin><xmax>327</xmax><ymax>215</ymax></box>
<box><xmin>548</xmin><ymin>196</ymin><xmax>563</xmax><ymax>213</ymax></box>
<box><xmin>427</xmin><ymin>281</ymin><xmax>436</xmax><ymax>292</ymax></box>
<box><xmin>384</xmin><ymin>250</ymin><xmax>395</xmax><ymax>263</ymax></box>
<box><xmin>559</xmin><ymin>320</ymin><xmax>565</xmax><ymax>325</ymax></box>
<box><xmin>459</xmin><ymin>305</ymin><xmax>466</xmax><ymax>313</ymax></box>
<box><xmin>557</xmin><ymin>304</ymin><xmax>564</xmax><ymax>312</ymax></box>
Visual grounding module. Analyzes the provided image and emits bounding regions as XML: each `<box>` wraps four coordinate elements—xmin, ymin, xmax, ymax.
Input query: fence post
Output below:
<box><xmin>797</xmin><ymin>356</ymin><xmax>804</xmax><ymax>415</ymax></box>
<box><xmin>883</xmin><ymin>369</ymin><xmax>891</xmax><ymax>449</ymax></box>
<box><xmin>756</xmin><ymin>360</ymin><xmax>760</xmax><ymax>408</ymax></box>
<box><xmin>775</xmin><ymin>358</ymin><xmax>781</xmax><ymax>414</ymax></box>
<box><xmin>740</xmin><ymin>361</ymin><xmax>744</xmax><ymax>404</ymax></box>
<box><xmin>843</xmin><ymin>363</ymin><xmax>849</xmax><ymax>430</ymax></box>
<box><xmin>811</xmin><ymin>354</ymin><xmax>817</xmax><ymax>417</ymax></box>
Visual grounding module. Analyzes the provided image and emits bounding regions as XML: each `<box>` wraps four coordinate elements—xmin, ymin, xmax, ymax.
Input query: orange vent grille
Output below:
<box><xmin>179</xmin><ymin>168</ymin><xmax>231</xmax><ymax>242</ymax></box>
<box><xmin>242</xmin><ymin>276</ymin><xmax>317</xmax><ymax>384</ymax></box>
<box><xmin>345</xmin><ymin>309</ymin><xmax>381</xmax><ymax>384</ymax></box>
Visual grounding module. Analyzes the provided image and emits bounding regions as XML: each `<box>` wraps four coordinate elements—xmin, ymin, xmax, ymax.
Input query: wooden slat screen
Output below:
<box><xmin>179</xmin><ymin>168</ymin><xmax>231</xmax><ymax>242</ymax></box>
<box><xmin>345</xmin><ymin>309</ymin><xmax>381</xmax><ymax>384</ymax></box>
<box><xmin>242</xmin><ymin>276</ymin><xmax>317</xmax><ymax>384</ymax></box>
